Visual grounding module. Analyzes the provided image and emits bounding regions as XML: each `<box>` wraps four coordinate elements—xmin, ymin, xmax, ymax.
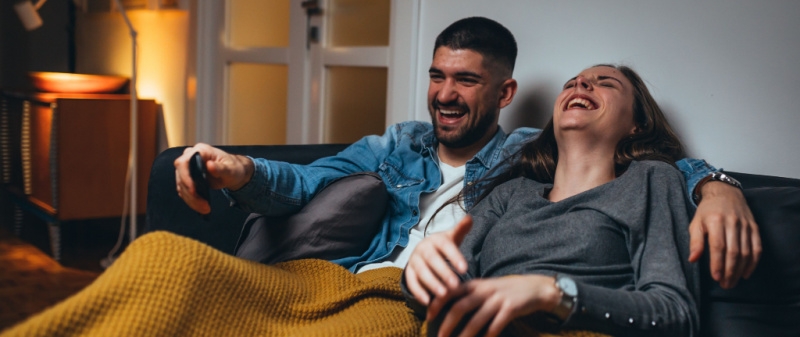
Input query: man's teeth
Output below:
<box><xmin>440</xmin><ymin>110</ymin><xmax>464</xmax><ymax>115</ymax></box>
<box><xmin>567</xmin><ymin>98</ymin><xmax>595</xmax><ymax>109</ymax></box>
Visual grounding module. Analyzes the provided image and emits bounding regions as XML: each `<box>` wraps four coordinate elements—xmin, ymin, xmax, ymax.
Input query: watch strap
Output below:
<box><xmin>552</xmin><ymin>275</ymin><xmax>578</xmax><ymax>322</ymax></box>
<box><xmin>693</xmin><ymin>171</ymin><xmax>742</xmax><ymax>203</ymax></box>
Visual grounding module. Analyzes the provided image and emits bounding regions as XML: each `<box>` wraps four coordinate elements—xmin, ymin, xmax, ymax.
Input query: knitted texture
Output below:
<box><xmin>1</xmin><ymin>231</ymin><xmax>420</xmax><ymax>337</ymax></box>
<box><xmin>420</xmin><ymin>321</ymin><xmax>609</xmax><ymax>337</ymax></box>
<box><xmin>1</xmin><ymin>231</ymin><xmax>609</xmax><ymax>337</ymax></box>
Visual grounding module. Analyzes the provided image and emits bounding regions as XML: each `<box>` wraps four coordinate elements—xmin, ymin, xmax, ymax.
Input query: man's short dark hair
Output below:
<box><xmin>434</xmin><ymin>17</ymin><xmax>517</xmax><ymax>77</ymax></box>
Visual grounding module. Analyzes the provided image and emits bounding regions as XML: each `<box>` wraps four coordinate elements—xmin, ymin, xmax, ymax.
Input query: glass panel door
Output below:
<box><xmin>227</xmin><ymin>63</ymin><xmax>288</xmax><ymax>145</ymax></box>
<box><xmin>194</xmin><ymin>0</ymin><xmax>419</xmax><ymax>145</ymax></box>
<box><xmin>229</xmin><ymin>0</ymin><xmax>290</xmax><ymax>48</ymax></box>
<box><xmin>324</xmin><ymin>66</ymin><xmax>386</xmax><ymax>143</ymax></box>
<box><xmin>328</xmin><ymin>0</ymin><xmax>390</xmax><ymax>47</ymax></box>
<box><xmin>224</xmin><ymin>0</ymin><xmax>291</xmax><ymax>145</ymax></box>
<box><xmin>311</xmin><ymin>0</ymin><xmax>391</xmax><ymax>143</ymax></box>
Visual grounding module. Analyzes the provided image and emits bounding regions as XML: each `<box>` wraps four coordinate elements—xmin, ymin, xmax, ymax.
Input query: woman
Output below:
<box><xmin>404</xmin><ymin>65</ymin><xmax>699</xmax><ymax>337</ymax></box>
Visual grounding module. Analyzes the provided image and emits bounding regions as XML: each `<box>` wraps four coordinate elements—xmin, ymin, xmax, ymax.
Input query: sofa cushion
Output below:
<box><xmin>233</xmin><ymin>172</ymin><xmax>387</xmax><ymax>264</ymax></box>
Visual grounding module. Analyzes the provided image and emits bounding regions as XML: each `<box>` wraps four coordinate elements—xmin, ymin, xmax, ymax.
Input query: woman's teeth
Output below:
<box><xmin>567</xmin><ymin>98</ymin><xmax>596</xmax><ymax>109</ymax></box>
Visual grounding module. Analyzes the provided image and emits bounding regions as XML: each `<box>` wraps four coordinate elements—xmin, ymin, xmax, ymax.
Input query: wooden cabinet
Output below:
<box><xmin>1</xmin><ymin>92</ymin><xmax>157</xmax><ymax>259</ymax></box>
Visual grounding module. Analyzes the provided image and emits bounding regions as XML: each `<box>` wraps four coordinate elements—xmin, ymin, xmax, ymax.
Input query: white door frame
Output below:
<box><xmin>194</xmin><ymin>0</ymin><xmax>420</xmax><ymax>145</ymax></box>
<box><xmin>194</xmin><ymin>0</ymin><xmax>225</xmax><ymax>144</ymax></box>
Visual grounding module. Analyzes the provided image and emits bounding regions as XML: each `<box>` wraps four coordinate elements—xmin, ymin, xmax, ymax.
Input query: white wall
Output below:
<box><xmin>412</xmin><ymin>0</ymin><xmax>800</xmax><ymax>179</ymax></box>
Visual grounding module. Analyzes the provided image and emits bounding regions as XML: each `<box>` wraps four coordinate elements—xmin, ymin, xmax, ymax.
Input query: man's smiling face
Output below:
<box><xmin>427</xmin><ymin>47</ymin><xmax>503</xmax><ymax>149</ymax></box>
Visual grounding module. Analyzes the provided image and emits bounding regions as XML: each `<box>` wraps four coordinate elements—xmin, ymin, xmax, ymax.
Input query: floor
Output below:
<box><xmin>0</xmin><ymin>195</ymin><xmax>137</xmax><ymax>331</ymax></box>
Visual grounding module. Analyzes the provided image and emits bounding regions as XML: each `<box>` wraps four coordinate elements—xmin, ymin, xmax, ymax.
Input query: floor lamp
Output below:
<box><xmin>101</xmin><ymin>0</ymin><xmax>139</xmax><ymax>268</ymax></box>
<box><xmin>15</xmin><ymin>0</ymin><xmax>140</xmax><ymax>267</ymax></box>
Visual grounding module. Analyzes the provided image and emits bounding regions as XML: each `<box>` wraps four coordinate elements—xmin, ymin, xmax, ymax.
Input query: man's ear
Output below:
<box><xmin>498</xmin><ymin>78</ymin><xmax>518</xmax><ymax>109</ymax></box>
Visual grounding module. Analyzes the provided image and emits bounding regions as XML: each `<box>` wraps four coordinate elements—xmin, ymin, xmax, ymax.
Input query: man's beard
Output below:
<box><xmin>431</xmin><ymin>99</ymin><xmax>497</xmax><ymax>149</ymax></box>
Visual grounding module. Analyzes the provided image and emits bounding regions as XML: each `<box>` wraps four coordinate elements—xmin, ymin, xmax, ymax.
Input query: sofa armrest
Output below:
<box><xmin>144</xmin><ymin>144</ymin><xmax>350</xmax><ymax>254</ymax></box>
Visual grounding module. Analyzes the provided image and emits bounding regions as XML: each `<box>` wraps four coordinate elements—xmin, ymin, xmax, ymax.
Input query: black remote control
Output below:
<box><xmin>189</xmin><ymin>152</ymin><xmax>211</xmax><ymax>206</ymax></box>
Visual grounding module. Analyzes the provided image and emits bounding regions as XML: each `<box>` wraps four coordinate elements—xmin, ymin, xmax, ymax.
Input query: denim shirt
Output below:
<box><xmin>226</xmin><ymin>121</ymin><xmax>715</xmax><ymax>272</ymax></box>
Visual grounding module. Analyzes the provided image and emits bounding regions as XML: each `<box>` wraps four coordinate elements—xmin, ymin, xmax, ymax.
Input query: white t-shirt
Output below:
<box><xmin>357</xmin><ymin>159</ymin><xmax>467</xmax><ymax>273</ymax></box>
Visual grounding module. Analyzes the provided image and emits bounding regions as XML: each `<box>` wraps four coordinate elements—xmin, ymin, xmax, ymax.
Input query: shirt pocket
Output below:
<box><xmin>379</xmin><ymin>159</ymin><xmax>424</xmax><ymax>189</ymax></box>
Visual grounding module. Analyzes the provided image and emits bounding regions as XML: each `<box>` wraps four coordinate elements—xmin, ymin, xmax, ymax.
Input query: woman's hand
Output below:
<box><xmin>405</xmin><ymin>216</ymin><xmax>473</xmax><ymax>310</ymax></box>
<box><xmin>432</xmin><ymin>275</ymin><xmax>561</xmax><ymax>337</ymax></box>
<box><xmin>173</xmin><ymin>143</ymin><xmax>254</xmax><ymax>214</ymax></box>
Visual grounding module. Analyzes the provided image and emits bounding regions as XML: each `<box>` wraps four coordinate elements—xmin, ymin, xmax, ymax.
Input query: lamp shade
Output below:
<box><xmin>14</xmin><ymin>1</ymin><xmax>43</xmax><ymax>31</ymax></box>
<box><xmin>28</xmin><ymin>72</ymin><xmax>129</xmax><ymax>94</ymax></box>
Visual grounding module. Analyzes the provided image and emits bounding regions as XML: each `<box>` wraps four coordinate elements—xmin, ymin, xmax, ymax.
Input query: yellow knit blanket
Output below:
<box><xmin>1</xmin><ymin>231</ymin><xmax>607</xmax><ymax>337</ymax></box>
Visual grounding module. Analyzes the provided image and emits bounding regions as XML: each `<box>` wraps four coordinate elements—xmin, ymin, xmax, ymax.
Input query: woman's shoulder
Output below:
<box><xmin>630</xmin><ymin>160</ymin><xmax>684</xmax><ymax>182</ymax></box>
<box><xmin>632</xmin><ymin>159</ymin><xmax>677</xmax><ymax>170</ymax></box>
<box><xmin>494</xmin><ymin>176</ymin><xmax>546</xmax><ymax>193</ymax></box>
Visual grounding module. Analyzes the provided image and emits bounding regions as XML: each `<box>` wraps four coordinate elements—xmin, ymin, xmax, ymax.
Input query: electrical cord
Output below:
<box><xmin>100</xmin><ymin>152</ymin><xmax>133</xmax><ymax>269</ymax></box>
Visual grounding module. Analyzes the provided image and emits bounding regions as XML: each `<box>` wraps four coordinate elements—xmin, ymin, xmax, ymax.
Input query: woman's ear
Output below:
<box><xmin>631</xmin><ymin>120</ymin><xmax>647</xmax><ymax>135</ymax></box>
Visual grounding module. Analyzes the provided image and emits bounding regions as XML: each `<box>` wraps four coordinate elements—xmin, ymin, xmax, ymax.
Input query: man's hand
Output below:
<box><xmin>431</xmin><ymin>275</ymin><xmax>559</xmax><ymax>337</ymax></box>
<box><xmin>405</xmin><ymin>216</ymin><xmax>473</xmax><ymax>316</ymax></box>
<box><xmin>173</xmin><ymin>143</ymin><xmax>254</xmax><ymax>214</ymax></box>
<box><xmin>689</xmin><ymin>181</ymin><xmax>762</xmax><ymax>289</ymax></box>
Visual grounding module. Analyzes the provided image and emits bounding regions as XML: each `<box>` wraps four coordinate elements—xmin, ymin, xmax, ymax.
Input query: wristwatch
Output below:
<box><xmin>552</xmin><ymin>275</ymin><xmax>578</xmax><ymax>323</ymax></box>
<box><xmin>693</xmin><ymin>171</ymin><xmax>743</xmax><ymax>203</ymax></box>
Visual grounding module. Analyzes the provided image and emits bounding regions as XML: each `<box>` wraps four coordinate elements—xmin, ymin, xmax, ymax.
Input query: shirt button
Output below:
<box><xmin>628</xmin><ymin>318</ymin><xmax>635</xmax><ymax>324</ymax></box>
<box><xmin>467</xmin><ymin>181</ymin><xmax>474</xmax><ymax>186</ymax></box>
<box><xmin>651</xmin><ymin>321</ymin><xmax>657</xmax><ymax>327</ymax></box>
<box><xmin>604</xmin><ymin>313</ymin><xmax>611</xmax><ymax>320</ymax></box>
<box><xmin>412</xmin><ymin>210</ymin><xmax>418</xmax><ymax>216</ymax></box>
<box><xmin>396</xmin><ymin>184</ymin><xmax>402</xmax><ymax>188</ymax></box>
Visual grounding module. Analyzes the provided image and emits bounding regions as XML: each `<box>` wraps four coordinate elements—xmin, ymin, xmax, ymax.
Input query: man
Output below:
<box><xmin>175</xmin><ymin>17</ymin><xmax>759</xmax><ymax>290</ymax></box>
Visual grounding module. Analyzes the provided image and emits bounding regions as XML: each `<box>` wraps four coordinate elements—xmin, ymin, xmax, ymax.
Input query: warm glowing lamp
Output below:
<box><xmin>28</xmin><ymin>72</ymin><xmax>129</xmax><ymax>93</ymax></box>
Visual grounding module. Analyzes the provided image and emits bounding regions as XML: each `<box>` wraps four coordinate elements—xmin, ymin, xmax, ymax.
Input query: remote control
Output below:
<box><xmin>189</xmin><ymin>152</ymin><xmax>211</xmax><ymax>205</ymax></box>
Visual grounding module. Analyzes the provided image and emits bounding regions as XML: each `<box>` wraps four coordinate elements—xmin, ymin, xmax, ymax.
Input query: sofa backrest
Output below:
<box><xmin>699</xmin><ymin>171</ymin><xmax>800</xmax><ymax>337</ymax></box>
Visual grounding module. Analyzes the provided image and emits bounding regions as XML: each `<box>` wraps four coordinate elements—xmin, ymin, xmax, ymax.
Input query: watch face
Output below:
<box><xmin>713</xmin><ymin>172</ymin><xmax>741</xmax><ymax>188</ymax></box>
<box><xmin>558</xmin><ymin>276</ymin><xmax>578</xmax><ymax>297</ymax></box>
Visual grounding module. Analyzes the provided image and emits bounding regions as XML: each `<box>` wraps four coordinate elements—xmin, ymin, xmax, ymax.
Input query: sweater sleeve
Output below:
<box><xmin>460</xmin><ymin>179</ymin><xmax>515</xmax><ymax>279</ymax></box>
<box><xmin>563</xmin><ymin>163</ymin><xmax>700</xmax><ymax>337</ymax></box>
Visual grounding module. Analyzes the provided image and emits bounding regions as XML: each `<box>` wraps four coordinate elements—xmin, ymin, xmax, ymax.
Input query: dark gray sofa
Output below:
<box><xmin>145</xmin><ymin>144</ymin><xmax>800</xmax><ymax>337</ymax></box>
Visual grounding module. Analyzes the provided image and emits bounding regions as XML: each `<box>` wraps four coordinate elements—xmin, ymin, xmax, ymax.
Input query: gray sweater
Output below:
<box><xmin>404</xmin><ymin>160</ymin><xmax>699</xmax><ymax>337</ymax></box>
